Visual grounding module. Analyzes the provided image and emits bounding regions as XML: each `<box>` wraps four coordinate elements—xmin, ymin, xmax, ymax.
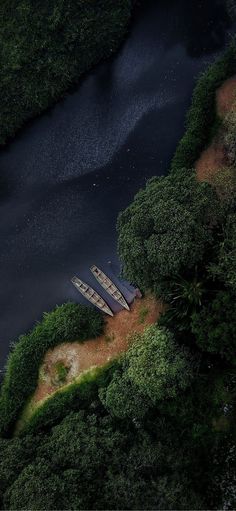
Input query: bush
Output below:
<box><xmin>223</xmin><ymin>106</ymin><xmax>236</xmax><ymax>165</ymax></box>
<box><xmin>191</xmin><ymin>291</ymin><xmax>236</xmax><ymax>363</ymax></box>
<box><xmin>99</xmin><ymin>370</ymin><xmax>151</xmax><ymax>419</ymax></box>
<box><xmin>0</xmin><ymin>0</ymin><xmax>132</xmax><ymax>144</ymax></box>
<box><xmin>211</xmin><ymin>166</ymin><xmax>236</xmax><ymax>206</ymax></box>
<box><xmin>209</xmin><ymin>213</ymin><xmax>236</xmax><ymax>293</ymax></box>
<box><xmin>0</xmin><ymin>303</ymin><xmax>104</xmax><ymax>437</ymax></box>
<box><xmin>171</xmin><ymin>42</ymin><xmax>236</xmax><ymax>173</ymax></box>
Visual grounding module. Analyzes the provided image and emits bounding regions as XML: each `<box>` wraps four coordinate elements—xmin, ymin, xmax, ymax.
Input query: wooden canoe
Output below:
<box><xmin>71</xmin><ymin>276</ymin><xmax>114</xmax><ymax>316</ymax></box>
<box><xmin>90</xmin><ymin>265</ymin><xmax>130</xmax><ymax>311</ymax></box>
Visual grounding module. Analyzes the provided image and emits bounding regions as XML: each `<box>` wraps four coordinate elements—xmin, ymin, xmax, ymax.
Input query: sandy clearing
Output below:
<box><xmin>32</xmin><ymin>294</ymin><xmax>164</xmax><ymax>406</ymax></box>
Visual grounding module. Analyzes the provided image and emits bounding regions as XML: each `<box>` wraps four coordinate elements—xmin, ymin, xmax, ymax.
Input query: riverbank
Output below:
<box><xmin>196</xmin><ymin>76</ymin><xmax>236</xmax><ymax>183</ymax></box>
<box><xmin>15</xmin><ymin>294</ymin><xmax>163</xmax><ymax>432</ymax></box>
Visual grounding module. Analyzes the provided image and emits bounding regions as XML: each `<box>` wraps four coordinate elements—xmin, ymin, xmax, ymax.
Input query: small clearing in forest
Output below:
<box><xmin>23</xmin><ymin>294</ymin><xmax>163</xmax><ymax>420</ymax></box>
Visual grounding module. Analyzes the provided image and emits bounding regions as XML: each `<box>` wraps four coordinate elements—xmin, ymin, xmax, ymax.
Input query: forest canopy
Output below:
<box><xmin>0</xmin><ymin>0</ymin><xmax>132</xmax><ymax>144</ymax></box>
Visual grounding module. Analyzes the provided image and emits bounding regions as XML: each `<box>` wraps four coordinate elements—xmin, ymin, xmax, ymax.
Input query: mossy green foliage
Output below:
<box><xmin>0</xmin><ymin>410</ymin><xmax>206</xmax><ymax>511</ymax></box>
<box><xmin>138</xmin><ymin>305</ymin><xmax>149</xmax><ymax>323</ymax></box>
<box><xmin>171</xmin><ymin>42</ymin><xmax>236</xmax><ymax>173</ymax></box>
<box><xmin>0</xmin><ymin>303</ymin><xmax>104</xmax><ymax>437</ymax></box>
<box><xmin>191</xmin><ymin>291</ymin><xmax>236</xmax><ymax>363</ymax></box>
<box><xmin>53</xmin><ymin>361</ymin><xmax>69</xmax><ymax>385</ymax></box>
<box><xmin>117</xmin><ymin>167</ymin><xmax>222</xmax><ymax>291</ymax></box>
<box><xmin>99</xmin><ymin>325</ymin><xmax>196</xmax><ymax>419</ymax></box>
<box><xmin>0</xmin><ymin>0</ymin><xmax>132</xmax><ymax>144</ymax></box>
<box><xmin>209</xmin><ymin>212</ymin><xmax>236</xmax><ymax>293</ymax></box>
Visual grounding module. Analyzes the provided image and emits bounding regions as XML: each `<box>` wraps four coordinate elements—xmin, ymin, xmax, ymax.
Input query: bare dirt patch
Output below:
<box><xmin>196</xmin><ymin>76</ymin><xmax>236</xmax><ymax>184</ymax></box>
<box><xmin>32</xmin><ymin>295</ymin><xmax>163</xmax><ymax>406</ymax></box>
<box><xmin>216</xmin><ymin>76</ymin><xmax>236</xmax><ymax>118</ymax></box>
<box><xmin>195</xmin><ymin>138</ymin><xmax>227</xmax><ymax>183</ymax></box>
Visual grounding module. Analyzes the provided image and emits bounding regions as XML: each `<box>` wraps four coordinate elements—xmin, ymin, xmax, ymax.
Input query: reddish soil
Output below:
<box><xmin>33</xmin><ymin>295</ymin><xmax>164</xmax><ymax>404</ymax></box>
<box><xmin>216</xmin><ymin>76</ymin><xmax>236</xmax><ymax>117</ymax></box>
<box><xmin>196</xmin><ymin>77</ymin><xmax>236</xmax><ymax>183</ymax></box>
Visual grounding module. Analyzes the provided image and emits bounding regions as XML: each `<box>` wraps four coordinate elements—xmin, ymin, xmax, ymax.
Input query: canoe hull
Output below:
<box><xmin>90</xmin><ymin>265</ymin><xmax>130</xmax><ymax>311</ymax></box>
<box><xmin>71</xmin><ymin>276</ymin><xmax>114</xmax><ymax>316</ymax></box>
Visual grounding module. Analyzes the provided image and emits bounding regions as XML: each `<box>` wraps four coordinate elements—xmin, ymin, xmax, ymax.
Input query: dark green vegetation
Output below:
<box><xmin>0</xmin><ymin>0</ymin><xmax>132</xmax><ymax>144</ymax></box>
<box><xmin>116</xmin><ymin>44</ymin><xmax>236</xmax><ymax>509</ymax></box>
<box><xmin>0</xmin><ymin>410</ymin><xmax>205</xmax><ymax>510</ymax></box>
<box><xmin>99</xmin><ymin>325</ymin><xmax>197</xmax><ymax>419</ymax></box>
<box><xmin>1</xmin><ymin>31</ymin><xmax>236</xmax><ymax>511</ymax></box>
<box><xmin>171</xmin><ymin>43</ymin><xmax>236</xmax><ymax>173</ymax></box>
<box><xmin>0</xmin><ymin>323</ymin><xmax>234</xmax><ymax>509</ymax></box>
<box><xmin>118</xmin><ymin>168</ymin><xmax>221</xmax><ymax>291</ymax></box>
<box><xmin>0</xmin><ymin>303</ymin><xmax>104</xmax><ymax>437</ymax></box>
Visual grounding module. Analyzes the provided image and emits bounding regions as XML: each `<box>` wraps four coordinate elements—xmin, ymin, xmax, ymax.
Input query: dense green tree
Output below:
<box><xmin>3</xmin><ymin>462</ymin><xmax>65</xmax><ymax>511</ymax></box>
<box><xmin>100</xmin><ymin>326</ymin><xmax>196</xmax><ymax>419</ymax></box>
<box><xmin>191</xmin><ymin>291</ymin><xmax>236</xmax><ymax>363</ymax></box>
<box><xmin>125</xmin><ymin>326</ymin><xmax>196</xmax><ymax>403</ymax></box>
<box><xmin>99</xmin><ymin>369</ymin><xmax>151</xmax><ymax>419</ymax></box>
<box><xmin>118</xmin><ymin>168</ymin><xmax>221</xmax><ymax>293</ymax></box>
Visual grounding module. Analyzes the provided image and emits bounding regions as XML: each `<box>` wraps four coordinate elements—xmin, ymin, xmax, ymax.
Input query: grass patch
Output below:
<box><xmin>104</xmin><ymin>332</ymin><xmax>116</xmax><ymax>343</ymax></box>
<box><xmin>138</xmin><ymin>306</ymin><xmax>149</xmax><ymax>324</ymax></box>
<box><xmin>53</xmin><ymin>361</ymin><xmax>70</xmax><ymax>385</ymax></box>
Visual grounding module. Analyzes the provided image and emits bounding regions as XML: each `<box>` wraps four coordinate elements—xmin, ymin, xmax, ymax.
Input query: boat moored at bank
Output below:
<box><xmin>71</xmin><ymin>276</ymin><xmax>114</xmax><ymax>316</ymax></box>
<box><xmin>90</xmin><ymin>265</ymin><xmax>130</xmax><ymax>311</ymax></box>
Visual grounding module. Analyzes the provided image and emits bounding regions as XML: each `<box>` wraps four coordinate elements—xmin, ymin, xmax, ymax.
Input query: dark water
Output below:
<box><xmin>0</xmin><ymin>0</ymin><xmax>233</xmax><ymax>368</ymax></box>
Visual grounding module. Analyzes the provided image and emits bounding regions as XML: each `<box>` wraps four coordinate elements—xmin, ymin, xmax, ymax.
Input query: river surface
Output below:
<box><xmin>0</xmin><ymin>0</ymin><xmax>233</xmax><ymax>368</ymax></box>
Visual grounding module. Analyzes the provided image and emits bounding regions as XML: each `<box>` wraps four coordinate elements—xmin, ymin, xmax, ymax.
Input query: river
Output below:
<box><xmin>0</xmin><ymin>0</ymin><xmax>233</xmax><ymax>368</ymax></box>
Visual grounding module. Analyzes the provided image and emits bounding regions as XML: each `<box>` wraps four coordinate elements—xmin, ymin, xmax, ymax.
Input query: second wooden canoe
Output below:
<box><xmin>90</xmin><ymin>265</ymin><xmax>130</xmax><ymax>311</ymax></box>
<box><xmin>71</xmin><ymin>276</ymin><xmax>114</xmax><ymax>316</ymax></box>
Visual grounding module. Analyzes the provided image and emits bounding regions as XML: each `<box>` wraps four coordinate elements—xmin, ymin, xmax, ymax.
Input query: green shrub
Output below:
<box><xmin>0</xmin><ymin>0</ymin><xmax>132</xmax><ymax>144</ymax></box>
<box><xmin>191</xmin><ymin>291</ymin><xmax>236</xmax><ymax>362</ymax></box>
<box><xmin>171</xmin><ymin>42</ymin><xmax>236</xmax><ymax>173</ymax></box>
<box><xmin>209</xmin><ymin>213</ymin><xmax>236</xmax><ymax>293</ymax></box>
<box><xmin>223</xmin><ymin>107</ymin><xmax>236</xmax><ymax>165</ymax></box>
<box><xmin>0</xmin><ymin>303</ymin><xmax>104</xmax><ymax>437</ymax></box>
<box><xmin>53</xmin><ymin>361</ymin><xmax>69</xmax><ymax>385</ymax></box>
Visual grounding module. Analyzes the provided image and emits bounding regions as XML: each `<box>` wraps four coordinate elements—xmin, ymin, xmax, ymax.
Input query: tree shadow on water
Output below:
<box><xmin>143</xmin><ymin>0</ymin><xmax>232</xmax><ymax>59</ymax></box>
